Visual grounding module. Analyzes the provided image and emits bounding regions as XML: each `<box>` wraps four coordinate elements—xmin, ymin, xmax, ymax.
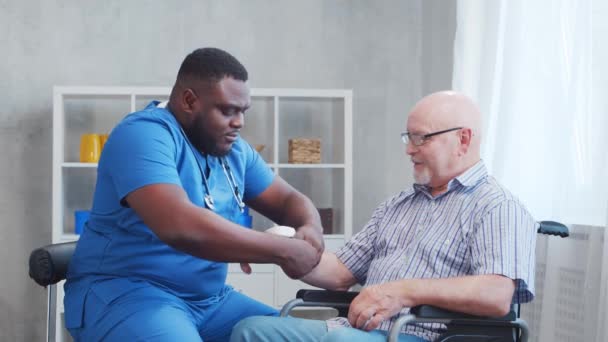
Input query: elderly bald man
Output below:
<box><xmin>230</xmin><ymin>91</ymin><xmax>537</xmax><ymax>342</ymax></box>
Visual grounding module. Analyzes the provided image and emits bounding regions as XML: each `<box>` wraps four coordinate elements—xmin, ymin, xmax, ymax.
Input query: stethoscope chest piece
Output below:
<box><xmin>204</xmin><ymin>194</ymin><xmax>216</xmax><ymax>211</ymax></box>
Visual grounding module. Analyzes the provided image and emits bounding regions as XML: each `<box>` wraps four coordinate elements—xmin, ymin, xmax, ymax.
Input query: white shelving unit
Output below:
<box><xmin>52</xmin><ymin>86</ymin><xmax>352</xmax><ymax>341</ymax></box>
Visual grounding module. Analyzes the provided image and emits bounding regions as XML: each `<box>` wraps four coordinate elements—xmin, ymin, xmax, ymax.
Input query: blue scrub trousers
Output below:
<box><xmin>230</xmin><ymin>316</ymin><xmax>429</xmax><ymax>342</ymax></box>
<box><xmin>68</xmin><ymin>281</ymin><xmax>278</xmax><ymax>342</ymax></box>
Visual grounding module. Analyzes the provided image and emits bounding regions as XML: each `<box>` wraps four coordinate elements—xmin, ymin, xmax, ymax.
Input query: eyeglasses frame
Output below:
<box><xmin>400</xmin><ymin>127</ymin><xmax>464</xmax><ymax>146</ymax></box>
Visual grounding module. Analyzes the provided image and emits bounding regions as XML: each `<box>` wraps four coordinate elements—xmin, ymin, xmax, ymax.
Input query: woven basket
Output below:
<box><xmin>288</xmin><ymin>138</ymin><xmax>321</xmax><ymax>164</ymax></box>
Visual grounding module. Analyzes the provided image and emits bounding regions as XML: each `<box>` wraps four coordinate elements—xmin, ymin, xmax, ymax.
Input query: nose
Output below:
<box><xmin>406</xmin><ymin>141</ymin><xmax>418</xmax><ymax>155</ymax></box>
<box><xmin>230</xmin><ymin>112</ymin><xmax>244</xmax><ymax>129</ymax></box>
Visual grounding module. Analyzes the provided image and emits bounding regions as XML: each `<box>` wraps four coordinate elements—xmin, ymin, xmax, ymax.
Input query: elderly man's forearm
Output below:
<box><xmin>396</xmin><ymin>275</ymin><xmax>516</xmax><ymax>317</ymax></box>
<box><xmin>300</xmin><ymin>252</ymin><xmax>356</xmax><ymax>290</ymax></box>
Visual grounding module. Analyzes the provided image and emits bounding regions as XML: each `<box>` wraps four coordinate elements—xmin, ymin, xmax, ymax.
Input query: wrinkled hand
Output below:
<box><xmin>280</xmin><ymin>238</ymin><xmax>321</xmax><ymax>279</ymax></box>
<box><xmin>294</xmin><ymin>223</ymin><xmax>324</xmax><ymax>257</ymax></box>
<box><xmin>348</xmin><ymin>282</ymin><xmax>409</xmax><ymax>331</ymax></box>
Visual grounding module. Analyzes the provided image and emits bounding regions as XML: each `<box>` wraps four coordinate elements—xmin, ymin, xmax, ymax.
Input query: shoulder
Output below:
<box><xmin>470</xmin><ymin>175</ymin><xmax>532</xmax><ymax>217</ymax></box>
<box><xmin>119</xmin><ymin>106</ymin><xmax>178</xmax><ymax>132</ymax></box>
<box><xmin>111</xmin><ymin>106</ymin><xmax>181</xmax><ymax>144</ymax></box>
<box><xmin>479</xmin><ymin>176</ymin><xmax>523</xmax><ymax>204</ymax></box>
<box><xmin>103</xmin><ymin>106</ymin><xmax>183</xmax><ymax>163</ymax></box>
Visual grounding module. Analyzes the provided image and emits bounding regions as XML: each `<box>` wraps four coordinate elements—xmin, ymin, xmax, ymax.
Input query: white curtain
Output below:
<box><xmin>453</xmin><ymin>0</ymin><xmax>607</xmax><ymax>226</ymax></box>
<box><xmin>452</xmin><ymin>1</ymin><xmax>608</xmax><ymax>341</ymax></box>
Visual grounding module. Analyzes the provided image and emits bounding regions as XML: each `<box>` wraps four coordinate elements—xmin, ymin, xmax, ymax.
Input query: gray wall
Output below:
<box><xmin>0</xmin><ymin>1</ymin><xmax>455</xmax><ymax>340</ymax></box>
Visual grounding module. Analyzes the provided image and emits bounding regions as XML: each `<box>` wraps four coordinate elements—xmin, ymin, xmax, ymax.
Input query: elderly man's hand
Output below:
<box><xmin>348</xmin><ymin>281</ymin><xmax>412</xmax><ymax>331</ymax></box>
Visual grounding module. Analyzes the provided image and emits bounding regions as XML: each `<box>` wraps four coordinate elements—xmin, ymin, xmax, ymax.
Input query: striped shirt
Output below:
<box><xmin>327</xmin><ymin>161</ymin><xmax>537</xmax><ymax>341</ymax></box>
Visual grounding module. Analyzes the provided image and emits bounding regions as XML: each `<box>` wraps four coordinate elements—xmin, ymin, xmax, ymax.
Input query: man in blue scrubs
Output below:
<box><xmin>64</xmin><ymin>47</ymin><xmax>324</xmax><ymax>341</ymax></box>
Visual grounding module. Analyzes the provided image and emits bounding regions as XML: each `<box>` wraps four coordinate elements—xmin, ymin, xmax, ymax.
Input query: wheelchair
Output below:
<box><xmin>279</xmin><ymin>221</ymin><xmax>569</xmax><ymax>342</ymax></box>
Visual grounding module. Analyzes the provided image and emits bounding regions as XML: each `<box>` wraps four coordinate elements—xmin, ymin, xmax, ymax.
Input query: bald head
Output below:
<box><xmin>408</xmin><ymin>91</ymin><xmax>482</xmax><ymax>156</ymax></box>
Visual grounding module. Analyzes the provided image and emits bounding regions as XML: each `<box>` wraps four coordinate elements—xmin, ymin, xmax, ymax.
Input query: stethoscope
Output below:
<box><xmin>158</xmin><ymin>101</ymin><xmax>245</xmax><ymax>213</ymax></box>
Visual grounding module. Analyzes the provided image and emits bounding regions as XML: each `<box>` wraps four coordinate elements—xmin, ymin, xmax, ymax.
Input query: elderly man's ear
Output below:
<box><xmin>458</xmin><ymin>128</ymin><xmax>473</xmax><ymax>156</ymax></box>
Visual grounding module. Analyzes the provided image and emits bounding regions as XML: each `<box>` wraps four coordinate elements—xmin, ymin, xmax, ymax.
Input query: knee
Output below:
<box><xmin>230</xmin><ymin>316</ymin><xmax>281</xmax><ymax>342</ymax></box>
<box><xmin>230</xmin><ymin>316</ymin><xmax>258</xmax><ymax>340</ymax></box>
<box><xmin>321</xmin><ymin>328</ymin><xmax>366</xmax><ymax>342</ymax></box>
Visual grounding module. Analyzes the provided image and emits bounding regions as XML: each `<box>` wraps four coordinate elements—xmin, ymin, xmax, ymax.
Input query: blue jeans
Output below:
<box><xmin>230</xmin><ymin>316</ymin><xmax>429</xmax><ymax>342</ymax></box>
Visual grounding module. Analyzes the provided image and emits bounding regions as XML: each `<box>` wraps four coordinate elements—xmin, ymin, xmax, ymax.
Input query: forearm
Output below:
<box><xmin>395</xmin><ymin>275</ymin><xmax>515</xmax><ymax>317</ymax></box>
<box><xmin>126</xmin><ymin>183</ymin><xmax>316</xmax><ymax>269</ymax></box>
<box><xmin>156</xmin><ymin>202</ymin><xmax>294</xmax><ymax>264</ymax></box>
<box><xmin>300</xmin><ymin>252</ymin><xmax>356</xmax><ymax>290</ymax></box>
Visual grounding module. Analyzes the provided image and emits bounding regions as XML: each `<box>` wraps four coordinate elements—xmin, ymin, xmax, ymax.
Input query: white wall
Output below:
<box><xmin>0</xmin><ymin>1</ymin><xmax>455</xmax><ymax>340</ymax></box>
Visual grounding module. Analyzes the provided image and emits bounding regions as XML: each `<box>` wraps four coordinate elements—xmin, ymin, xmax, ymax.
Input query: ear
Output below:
<box><xmin>180</xmin><ymin>88</ymin><xmax>198</xmax><ymax>114</ymax></box>
<box><xmin>458</xmin><ymin>128</ymin><xmax>472</xmax><ymax>155</ymax></box>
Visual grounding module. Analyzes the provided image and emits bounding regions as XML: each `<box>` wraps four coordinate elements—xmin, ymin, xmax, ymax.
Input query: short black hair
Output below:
<box><xmin>176</xmin><ymin>47</ymin><xmax>248</xmax><ymax>84</ymax></box>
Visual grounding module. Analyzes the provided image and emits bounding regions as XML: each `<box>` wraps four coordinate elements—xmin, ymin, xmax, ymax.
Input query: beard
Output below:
<box><xmin>186</xmin><ymin>117</ymin><xmax>231</xmax><ymax>157</ymax></box>
<box><xmin>191</xmin><ymin>134</ymin><xmax>231</xmax><ymax>157</ymax></box>
<box><xmin>413</xmin><ymin>166</ymin><xmax>431</xmax><ymax>185</ymax></box>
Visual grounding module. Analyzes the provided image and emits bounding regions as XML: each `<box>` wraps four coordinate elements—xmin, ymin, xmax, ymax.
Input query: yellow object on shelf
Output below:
<box><xmin>79</xmin><ymin>134</ymin><xmax>101</xmax><ymax>163</ymax></box>
<box><xmin>254</xmin><ymin>144</ymin><xmax>265</xmax><ymax>153</ymax></box>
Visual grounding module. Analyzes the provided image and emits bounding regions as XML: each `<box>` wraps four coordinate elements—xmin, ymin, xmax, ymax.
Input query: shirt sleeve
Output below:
<box><xmin>335</xmin><ymin>201</ymin><xmax>386</xmax><ymax>284</ymax></box>
<box><xmin>470</xmin><ymin>200</ymin><xmax>537</xmax><ymax>303</ymax></box>
<box><xmin>242</xmin><ymin>141</ymin><xmax>275</xmax><ymax>201</ymax></box>
<box><xmin>102</xmin><ymin>117</ymin><xmax>182</xmax><ymax>204</ymax></box>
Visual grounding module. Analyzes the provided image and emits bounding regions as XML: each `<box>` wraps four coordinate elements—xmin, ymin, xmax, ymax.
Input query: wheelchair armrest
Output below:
<box><xmin>538</xmin><ymin>220</ymin><xmax>569</xmax><ymax>237</ymax></box>
<box><xmin>389</xmin><ymin>305</ymin><xmax>526</xmax><ymax>342</ymax></box>
<box><xmin>280</xmin><ymin>290</ymin><xmax>359</xmax><ymax>317</ymax></box>
<box><xmin>410</xmin><ymin>304</ymin><xmax>516</xmax><ymax>322</ymax></box>
<box><xmin>28</xmin><ymin>241</ymin><xmax>77</xmax><ymax>287</ymax></box>
<box><xmin>296</xmin><ymin>289</ymin><xmax>359</xmax><ymax>304</ymax></box>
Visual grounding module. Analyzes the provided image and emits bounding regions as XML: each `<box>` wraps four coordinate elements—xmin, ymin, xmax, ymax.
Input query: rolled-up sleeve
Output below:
<box><xmin>335</xmin><ymin>202</ymin><xmax>386</xmax><ymax>284</ymax></box>
<box><xmin>471</xmin><ymin>200</ymin><xmax>537</xmax><ymax>303</ymax></box>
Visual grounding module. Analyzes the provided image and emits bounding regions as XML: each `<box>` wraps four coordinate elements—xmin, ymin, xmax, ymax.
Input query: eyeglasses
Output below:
<box><xmin>400</xmin><ymin>127</ymin><xmax>463</xmax><ymax>146</ymax></box>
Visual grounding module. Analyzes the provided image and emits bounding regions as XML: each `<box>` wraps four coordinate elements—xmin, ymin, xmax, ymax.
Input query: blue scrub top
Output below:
<box><xmin>64</xmin><ymin>101</ymin><xmax>274</xmax><ymax>329</ymax></box>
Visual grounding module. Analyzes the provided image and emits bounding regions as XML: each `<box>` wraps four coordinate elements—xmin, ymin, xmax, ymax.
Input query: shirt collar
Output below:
<box><xmin>412</xmin><ymin>160</ymin><xmax>488</xmax><ymax>195</ymax></box>
<box><xmin>454</xmin><ymin>160</ymin><xmax>488</xmax><ymax>187</ymax></box>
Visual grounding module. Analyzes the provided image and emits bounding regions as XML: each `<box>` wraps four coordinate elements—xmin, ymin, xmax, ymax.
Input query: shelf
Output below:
<box><xmin>55</xmin><ymin>86</ymin><xmax>171</xmax><ymax>96</ymax></box>
<box><xmin>270</xmin><ymin>163</ymin><xmax>344</xmax><ymax>169</ymax></box>
<box><xmin>251</xmin><ymin>88</ymin><xmax>351</xmax><ymax>98</ymax></box>
<box><xmin>62</xmin><ymin>162</ymin><xmax>98</xmax><ymax>168</ymax></box>
<box><xmin>56</xmin><ymin>87</ymin><xmax>350</xmax><ymax>99</ymax></box>
<box><xmin>53</xmin><ymin>87</ymin><xmax>352</xmax><ymax>341</ymax></box>
<box><xmin>62</xmin><ymin>163</ymin><xmax>345</xmax><ymax>169</ymax></box>
<box><xmin>59</xmin><ymin>233</ymin><xmax>80</xmax><ymax>242</ymax></box>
